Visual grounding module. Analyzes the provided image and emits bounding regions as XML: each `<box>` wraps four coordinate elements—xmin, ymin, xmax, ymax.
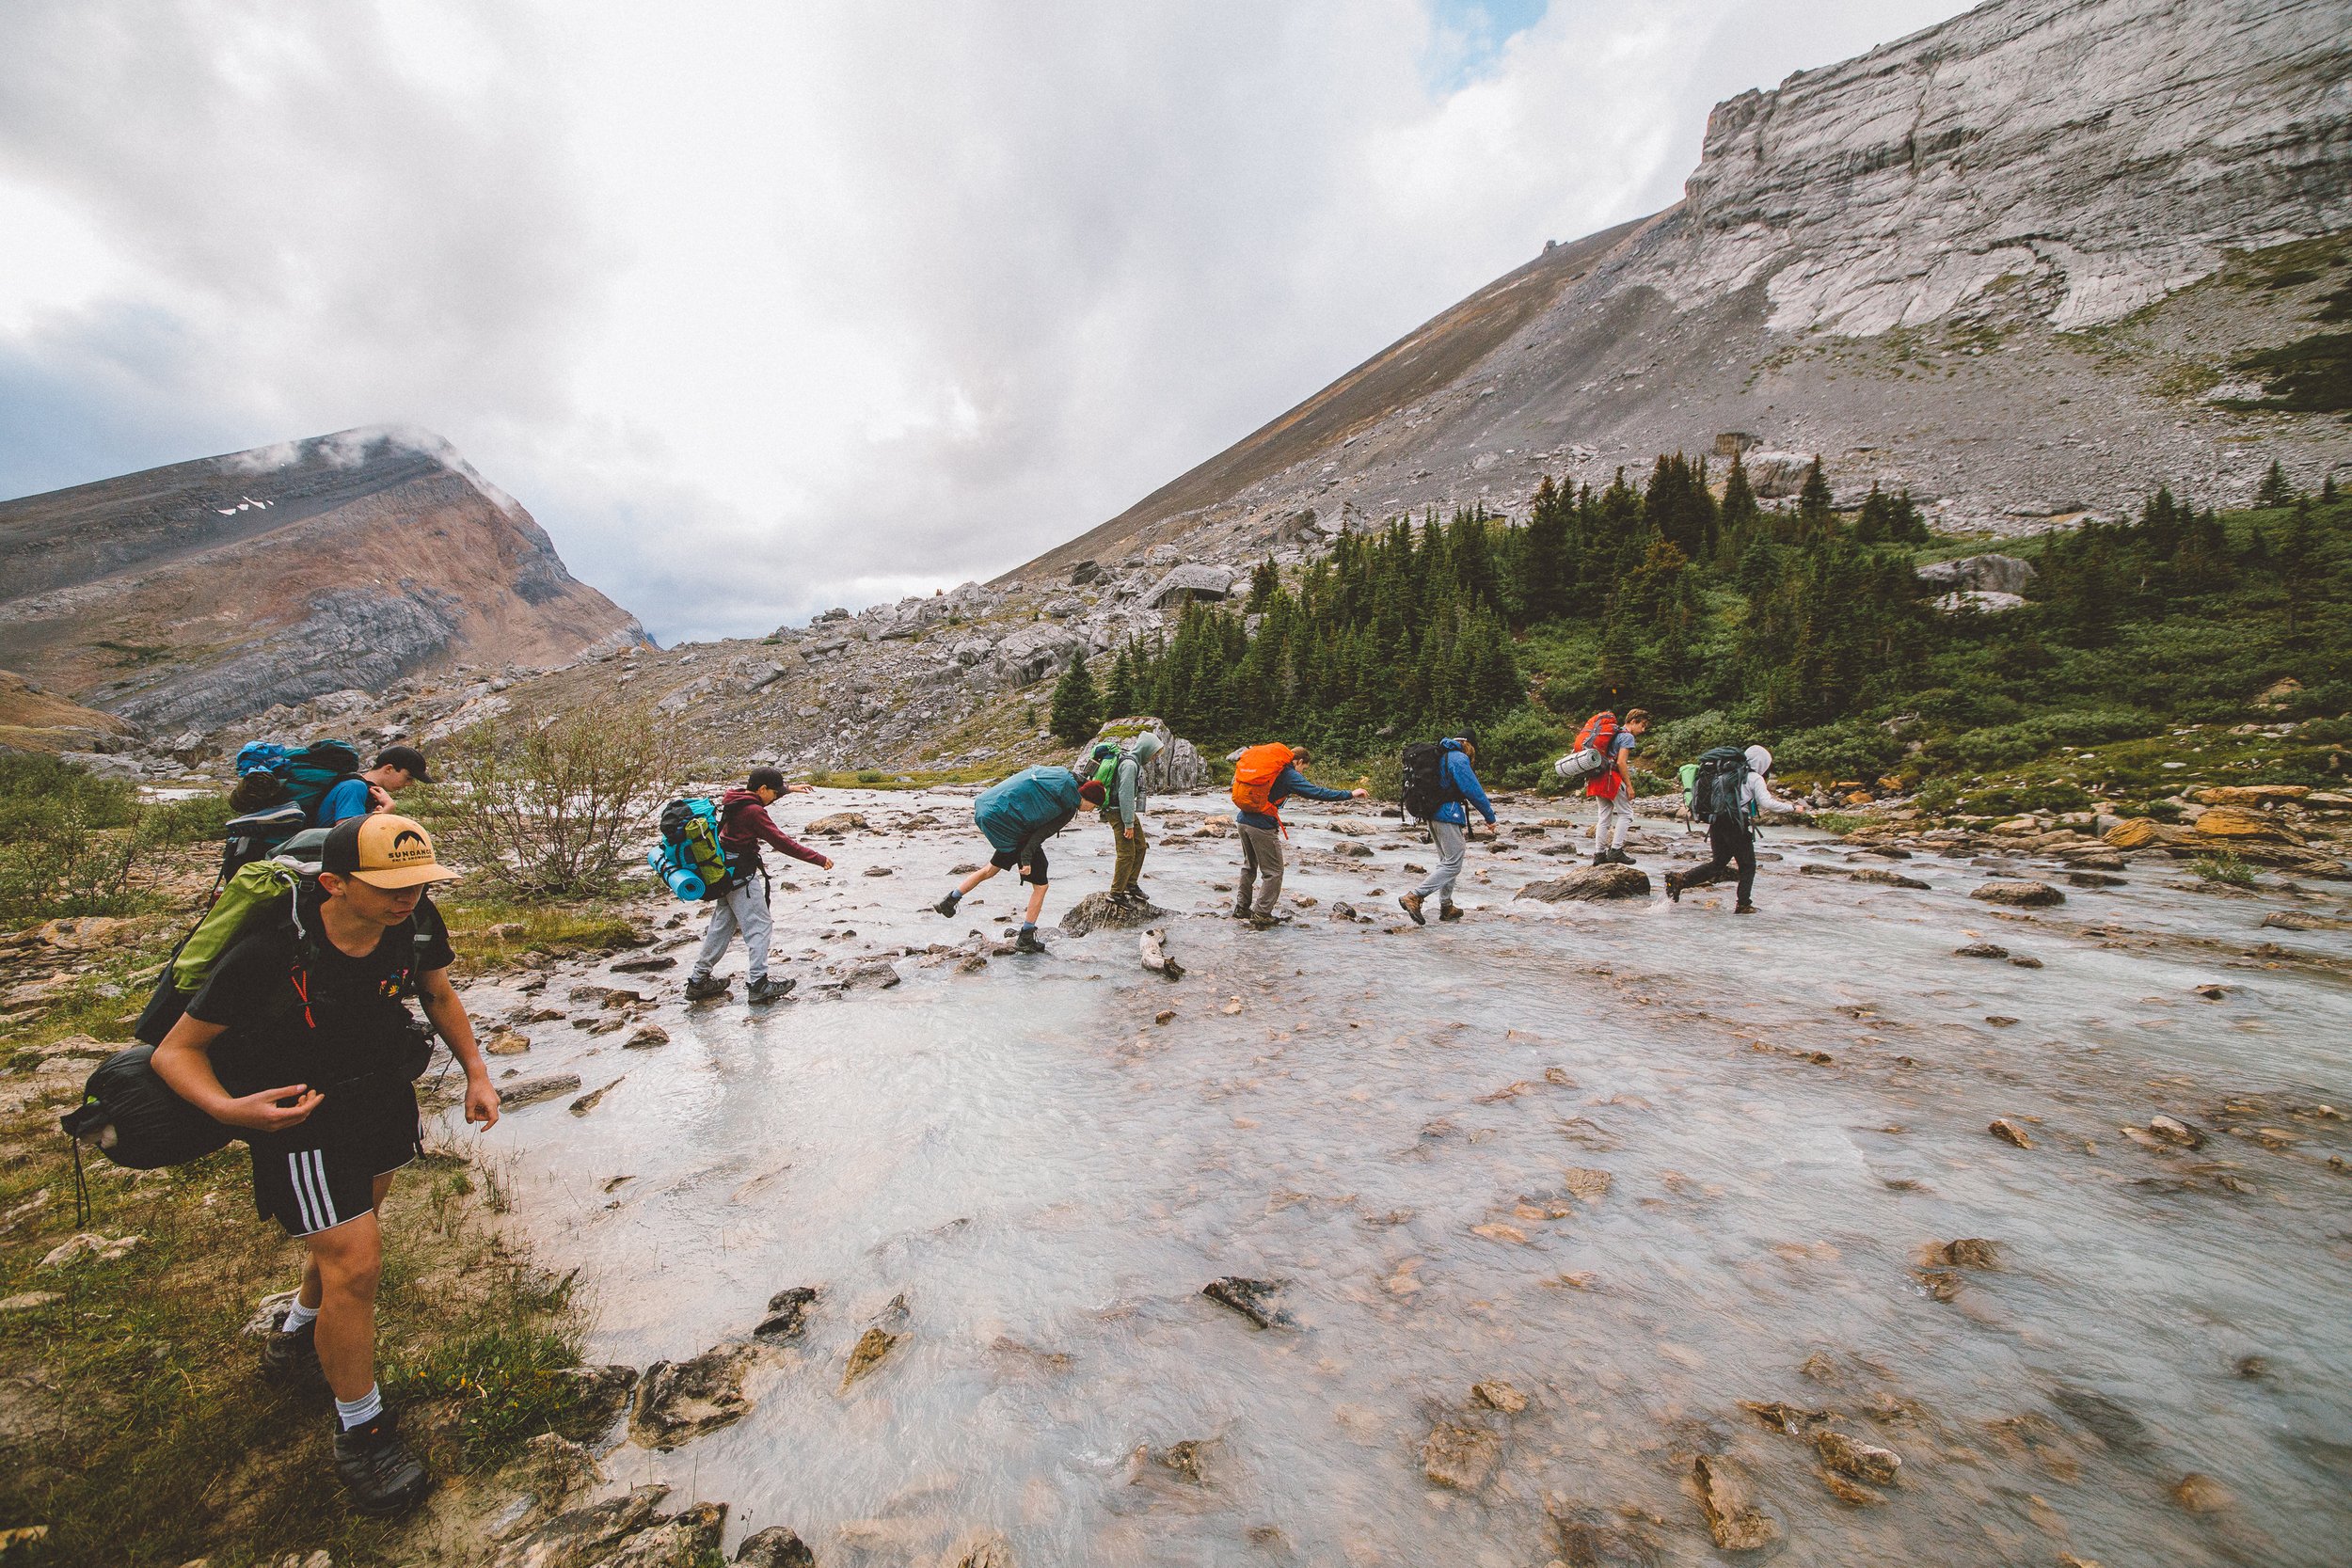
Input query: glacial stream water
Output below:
<box><xmin>441</xmin><ymin>790</ymin><xmax>2352</xmax><ymax>1566</ymax></box>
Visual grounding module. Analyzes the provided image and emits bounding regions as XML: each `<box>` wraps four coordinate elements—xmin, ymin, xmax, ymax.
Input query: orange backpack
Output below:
<box><xmin>1231</xmin><ymin>743</ymin><xmax>1295</xmax><ymax>824</ymax></box>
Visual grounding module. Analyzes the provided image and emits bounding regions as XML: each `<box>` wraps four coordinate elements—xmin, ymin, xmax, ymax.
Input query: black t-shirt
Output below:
<box><xmin>186</xmin><ymin>894</ymin><xmax>453</xmax><ymax>1098</ymax></box>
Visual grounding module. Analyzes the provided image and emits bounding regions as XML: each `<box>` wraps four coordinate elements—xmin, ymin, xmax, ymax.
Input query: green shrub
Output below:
<box><xmin>2192</xmin><ymin>850</ymin><xmax>2257</xmax><ymax>887</ymax></box>
<box><xmin>1475</xmin><ymin>707</ymin><xmax>1574</xmax><ymax>789</ymax></box>
<box><xmin>1769</xmin><ymin>721</ymin><xmax>1906</xmax><ymax>781</ymax></box>
<box><xmin>1646</xmin><ymin>708</ymin><xmax>1745</xmax><ymax>765</ymax></box>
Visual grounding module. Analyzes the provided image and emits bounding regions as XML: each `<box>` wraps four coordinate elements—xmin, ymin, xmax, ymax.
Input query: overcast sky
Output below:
<box><xmin>0</xmin><ymin>0</ymin><xmax>1963</xmax><ymax>644</ymax></box>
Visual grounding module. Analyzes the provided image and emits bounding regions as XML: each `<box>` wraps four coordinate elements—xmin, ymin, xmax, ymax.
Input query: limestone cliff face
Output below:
<box><xmin>1013</xmin><ymin>0</ymin><xmax>2352</xmax><ymax>580</ymax></box>
<box><xmin>1670</xmin><ymin>0</ymin><xmax>2352</xmax><ymax>334</ymax></box>
<box><xmin>0</xmin><ymin>428</ymin><xmax>647</xmax><ymax>733</ymax></box>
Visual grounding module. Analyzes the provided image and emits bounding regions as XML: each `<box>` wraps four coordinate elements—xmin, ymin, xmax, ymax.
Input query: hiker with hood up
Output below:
<box><xmin>936</xmin><ymin>764</ymin><xmax>1105</xmax><ymax>952</ymax></box>
<box><xmin>1103</xmin><ymin>731</ymin><xmax>1164</xmax><ymax>905</ymax></box>
<box><xmin>1399</xmin><ymin>736</ymin><xmax>1496</xmax><ymax>926</ymax></box>
<box><xmin>1230</xmin><ymin>743</ymin><xmax>1369</xmax><ymax>928</ymax></box>
<box><xmin>1664</xmin><ymin>744</ymin><xmax>1798</xmax><ymax>914</ymax></box>
<box><xmin>683</xmin><ymin>768</ymin><xmax>834</xmax><ymax>1004</ymax></box>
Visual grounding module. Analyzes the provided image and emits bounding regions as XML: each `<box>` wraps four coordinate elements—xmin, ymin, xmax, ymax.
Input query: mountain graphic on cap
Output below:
<box><xmin>323</xmin><ymin>813</ymin><xmax>461</xmax><ymax>890</ymax></box>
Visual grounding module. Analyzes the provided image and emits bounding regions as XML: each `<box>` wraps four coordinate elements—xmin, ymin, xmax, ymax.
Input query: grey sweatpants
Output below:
<box><xmin>1412</xmin><ymin>821</ymin><xmax>1467</xmax><ymax>905</ymax></box>
<box><xmin>691</xmin><ymin>873</ymin><xmax>771</xmax><ymax>984</ymax></box>
<box><xmin>1235</xmin><ymin>821</ymin><xmax>1285</xmax><ymax>915</ymax></box>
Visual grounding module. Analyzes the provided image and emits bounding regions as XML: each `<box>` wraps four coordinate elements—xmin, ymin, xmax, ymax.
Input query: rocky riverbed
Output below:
<box><xmin>439</xmin><ymin>787</ymin><xmax>2352</xmax><ymax>1566</ymax></box>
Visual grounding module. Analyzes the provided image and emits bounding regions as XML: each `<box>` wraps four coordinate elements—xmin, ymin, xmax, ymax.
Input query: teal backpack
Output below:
<box><xmin>649</xmin><ymin>798</ymin><xmax>736</xmax><ymax>900</ymax></box>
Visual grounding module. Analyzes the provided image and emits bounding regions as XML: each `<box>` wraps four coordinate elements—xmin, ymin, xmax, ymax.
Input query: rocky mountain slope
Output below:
<box><xmin>1019</xmin><ymin>0</ymin><xmax>2352</xmax><ymax>580</ymax></box>
<box><xmin>0</xmin><ymin>428</ymin><xmax>647</xmax><ymax>739</ymax></box>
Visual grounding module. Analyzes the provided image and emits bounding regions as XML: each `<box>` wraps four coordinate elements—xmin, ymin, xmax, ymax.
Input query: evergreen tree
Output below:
<box><xmin>1719</xmin><ymin>450</ymin><xmax>1760</xmax><ymax>545</ymax></box>
<box><xmin>1246</xmin><ymin>557</ymin><xmax>1279</xmax><ymax>612</ymax></box>
<box><xmin>2277</xmin><ymin>500</ymin><xmax>2314</xmax><ymax>638</ymax></box>
<box><xmin>1797</xmin><ymin>457</ymin><xmax>1835</xmax><ymax>536</ymax></box>
<box><xmin>1101</xmin><ymin>644</ymin><xmax>1138</xmax><ymax>720</ymax></box>
<box><xmin>1048</xmin><ymin>648</ymin><xmax>1100</xmax><ymax>745</ymax></box>
<box><xmin>2254</xmin><ymin>459</ymin><xmax>2295</xmax><ymax>509</ymax></box>
<box><xmin>1513</xmin><ymin>475</ymin><xmax>1574</xmax><ymax>625</ymax></box>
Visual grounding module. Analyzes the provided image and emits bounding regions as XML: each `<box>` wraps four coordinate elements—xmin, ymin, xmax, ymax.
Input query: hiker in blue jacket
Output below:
<box><xmin>319</xmin><ymin>746</ymin><xmax>432</xmax><ymax>826</ymax></box>
<box><xmin>1399</xmin><ymin>736</ymin><xmax>1495</xmax><ymax>925</ymax></box>
<box><xmin>934</xmin><ymin>765</ymin><xmax>1104</xmax><ymax>952</ymax></box>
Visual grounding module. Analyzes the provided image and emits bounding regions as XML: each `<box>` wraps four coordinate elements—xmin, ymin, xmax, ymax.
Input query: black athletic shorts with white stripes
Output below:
<box><xmin>247</xmin><ymin>1080</ymin><xmax>422</xmax><ymax>1238</ymax></box>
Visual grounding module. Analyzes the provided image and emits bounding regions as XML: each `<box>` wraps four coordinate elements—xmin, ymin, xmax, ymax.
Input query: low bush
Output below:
<box><xmin>428</xmin><ymin>697</ymin><xmax>680</xmax><ymax>898</ymax></box>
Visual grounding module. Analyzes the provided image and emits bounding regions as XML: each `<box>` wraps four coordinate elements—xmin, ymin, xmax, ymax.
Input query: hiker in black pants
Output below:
<box><xmin>151</xmin><ymin>814</ymin><xmax>499</xmax><ymax>1517</ymax></box>
<box><xmin>1665</xmin><ymin>745</ymin><xmax>1799</xmax><ymax>913</ymax></box>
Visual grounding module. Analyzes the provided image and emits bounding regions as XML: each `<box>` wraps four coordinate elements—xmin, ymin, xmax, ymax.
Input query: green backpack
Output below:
<box><xmin>132</xmin><ymin>860</ymin><xmax>312</xmax><ymax>1046</ymax></box>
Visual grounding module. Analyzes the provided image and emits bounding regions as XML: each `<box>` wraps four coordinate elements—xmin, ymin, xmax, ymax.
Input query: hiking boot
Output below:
<box><xmin>1591</xmin><ymin>852</ymin><xmax>1609</xmax><ymax>867</ymax></box>
<box><xmin>260</xmin><ymin>1314</ymin><xmax>325</xmax><ymax>1393</ymax></box>
<box><xmin>1398</xmin><ymin>893</ymin><xmax>1426</xmax><ymax>927</ymax></box>
<box><xmin>1438</xmin><ymin>904</ymin><xmax>1464</xmax><ymax>923</ymax></box>
<box><xmin>681</xmin><ymin>974</ymin><xmax>728</xmax><ymax>1001</ymax></box>
<box><xmin>1229</xmin><ymin>905</ymin><xmax>1253</xmax><ymax>921</ymax></box>
<box><xmin>1247</xmin><ymin>911</ymin><xmax>1291</xmax><ymax>930</ymax></box>
<box><xmin>1664</xmin><ymin>871</ymin><xmax>1684</xmax><ymax>904</ymax></box>
<box><xmin>1734</xmin><ymin>901</ymin><xmax>1757</xmax><ymax>915</ymax></box>
<box><xmin>746</xmin><ymin>976</ymin><xmax>796</xmax><ymax>1004</ymax></box>
<box><xmin>1605</xmin><ymin>847</ymin><xmax>1636</xmax><ymax>866</ymax></box>
<box><xmin>332</xmin><ymin>1409</ymin><xmax>432</xmax><ymax>1517</ymax></box>
<box><xmin>933</xmin><ymin>893</ymin><xmax>961</xmax><ymax>918</ymax></box>
<box><xmin>1013</xmin><ymin>927</ymin><xmax>1047</xmax><ymax>955</ymax></box>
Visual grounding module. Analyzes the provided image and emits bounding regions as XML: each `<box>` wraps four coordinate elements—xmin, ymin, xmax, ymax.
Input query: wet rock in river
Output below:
<box><xmin>608</xmin><ymin>955</ymin><xmax>675</xmax><ymax>974</ymax></box>
<box><xmin>2068</xmin><ymin>871</ymin><xmax>2128</xmax><ymax>888</ymax></box>
<box><xmin>2170</xmin><ymin>1472</ymin><xmax>2234</xmax><ymax>1513</ymax></box>
<box><xmin>1812</xmin><ymin>1429</ymin><xmax>1901</xmax><ymax>1483</ymax></box>
<box><xmin>1471</xmin><ymin>1379</ymin><xmax>1528</xmax><ymax>1414</ymax></box>
<box><xmin>1850</xmin><ymin>866</ymin><xmax>1930</xmax><ymax>888</ymax></box>
<box><xmin>490</xmin><ymin>1483</ymin><xmax>670</xmax><ymax>1568</ymax></box>
<box><xmin>755</xmin><ymin>1286</ymin><xmax>818</xmax><ymax>1341</ymax></box>
<box><xmin>1692</xmin><ymin>1454</ymin><xmax>1778</xmax><ymax>1550</ymax></box>
<box><xmin>1934</xmin><ymin>1237</ymin><xmax>2002</xmax><ymax>1269</ymax></box>
<box><xmin>552</xmin><ymin>1363</ymin><xmax>639</xmax><ymax>1439</ymax></box>
<box><xmin>595</xmin><ymin>1502</ymin><xmax>726</xmax><ymax>1568</ymax></box>
<box><xmin>1989</xmin><ymin>1118</ymin><xmax>2034</xmax><ymax>1148</ymax></box>
<box><xmin>1818</xmin><ymin>1468</ymin><xmax>1886</xmax><ymax>1507</ymax></box>
<box><xmin>632</xmin><ymin>1343</ymin><xmax>758</xmax><ymax>1449</ymax></box>
<box><xmin>483</xmin><ymin>1027</ymin><xmax>532</xmax><ymax>1055</ymax></box>
<box><xmin>2148</xmin><ymin>1114</ymin><xmax>2205</xmax><ymax>1148</ymax></box>
<box><xmin>1202</xmin><ymin>1276</ymin><xmax>1294</xmax><ymax>1329</ymax></box>
<box><xmin>842</xmin><ymin>1326</ymin><xmax>902</xmax><ymax>1389</ymax></box>
<box><xmin>1955</xmin><ymin>942</ymin><xmax>2010</xmax><ymax>959</ymax></box>
<box><xmin>569</xmin><ymin>1076</ymin><xmax>625</xmax><ymax>1117</ymax></box>
<box><xmin>1514</xmin><ymin>863</ymin><xmax>1650</xmax><ymax>901</ymax></box>
<box><xmin>734</xmin><ymin>1526</ymin><xmax>816</xmax><ymax>1568</ymax></box>
<box><xmin>839</xmin><ymin>959</ymin><xmax>901</xmax><ymax>990</ymax></box>
<box><xmin>2010</xmin><ymin>954</ymin><xmax>2044</xmax><ymax>968</ymax></box>
<box><xmin>622</xmin><ymin>1024</ymin><xmax>669</xmax><ymax>1050</ymax></box>
<box><xmin>501</xmin><ymin>1073</ymin><xmax>584</xmax><ymax>1111</ymax></box>
<box><xmin>1739</xmin><ymin>1400</ymin><xmax>1828</xmax><ymax>1433</ymax></box>
<box><xmin>1421</xmin><ymin>1419</ymin><xmax>1502</xmax><ymax>1490</ymax></box>
<box><xmin>1138</xmin><ymin>1436</ymin><xmax>1221</xmax><ymax>1486</ymax></box>
<box><xmin>1972</xmin><ymin>879</ymin><xmax>2066</xmax><ymax>907</ymax></box>
<box><xmin>1060</xmin><ymin>892</ymin><xmax>1168</xmax><ymax>934</ymax></box>
<box><xmin>804</xmin><ymin>812</ymin><xmax>870</xmax><ymax>835</ymax></box>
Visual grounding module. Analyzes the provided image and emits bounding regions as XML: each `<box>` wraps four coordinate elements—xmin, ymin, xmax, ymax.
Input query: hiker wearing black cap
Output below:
<box><xmin>683</xmin><ymin>768</ymin><xmax>834</xmax><ymax>1004</ymax></box>
<box><xmin>319</xmin><ymin>745</ymin><xmax>433</xmax><ymax>826</ymax></box>
<box><xmin>151</xmin><ymin>814</ymin><xmax>499</xmax><ymax>1517</ymax></box>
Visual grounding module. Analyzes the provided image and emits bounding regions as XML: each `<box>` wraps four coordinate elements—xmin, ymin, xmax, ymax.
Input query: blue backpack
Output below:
<box><xmin>648</xmin><ymin>797</ymin><xmax>736</xmax><ymax>900</ymax></box>
<box><xmin>235</xmin><ymin>738</ymin><xmax>363</xmax><ymax>825</ymax></box>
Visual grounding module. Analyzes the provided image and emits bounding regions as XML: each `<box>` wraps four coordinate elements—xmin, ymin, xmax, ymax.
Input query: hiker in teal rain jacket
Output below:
<box><xmin>934</xmin><ymin>765</ymin><xmax>1104</xmax><ymax>952</ymax></box>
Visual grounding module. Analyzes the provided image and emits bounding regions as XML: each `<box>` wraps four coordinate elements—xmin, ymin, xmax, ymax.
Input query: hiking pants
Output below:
<box><xmin>691</xmin><ymin>873</ymin><xmax>772</xmax><ymax>984</ymax></box>
<box><xmin>1111</xmin><ymin>821</ymin><xmax>1149</xmax><ymax>897</ymax></box>
<box><xmin>1412</xmin><ymin>821</ymin><xmax>1467</xmax><ymax>906</ymax></box>
<box><xmin>1678</xmin><ymin>817</ymin><xmax>1756</xmax><ymax>904</ymax></box>
<box><xmin>1235</xmin><ymin>821</ymin><xmax>1284</xmax><ymax>915</ymax></box>
<box><xmin>1591</xmin><ymin>793</ymin><xmax>1633</xmax><ymax>853</ymax></box>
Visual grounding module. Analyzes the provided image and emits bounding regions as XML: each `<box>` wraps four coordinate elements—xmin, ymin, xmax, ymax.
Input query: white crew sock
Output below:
<box><xmin>335</xmin><ymin>1384</ymin><xmax>383</xmax><ymax>1431</ymax></box>
<box><xmin>281</xmin><ymin>1298</ymin><xmax>319</xmax><ymax>1333</ymax></box>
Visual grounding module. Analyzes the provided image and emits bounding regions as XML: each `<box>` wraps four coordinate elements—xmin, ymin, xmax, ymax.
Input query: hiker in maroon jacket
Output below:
<box><xmin>683</xmin><ymin>767</ymin><xmax>834</xmax><ymax>1003</ymax></box>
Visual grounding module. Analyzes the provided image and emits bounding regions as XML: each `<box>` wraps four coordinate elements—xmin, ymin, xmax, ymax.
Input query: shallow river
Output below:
<box><xmin>444</xmin><ymin>790</ymin><xmax>2352</xmax><ymax>1566</ymax></box>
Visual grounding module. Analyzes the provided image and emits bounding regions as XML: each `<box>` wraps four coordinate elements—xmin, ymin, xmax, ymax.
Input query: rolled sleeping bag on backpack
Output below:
<box><xmin>60</xmin><ymin>1044</ymin><xmax>236</xmax><ymax>1170</ymax></box>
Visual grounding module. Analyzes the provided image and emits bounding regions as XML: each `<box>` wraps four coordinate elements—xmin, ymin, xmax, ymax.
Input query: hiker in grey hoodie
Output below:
<box><xmin>1104</xmin><ymin>732</ymin><xmax>1163</xmax><ymax>904</ymax></box>
<box><xmin>1664</xmin><ymin>744</ymin><xmax>1797</xmax><ymax>913</ymax></box>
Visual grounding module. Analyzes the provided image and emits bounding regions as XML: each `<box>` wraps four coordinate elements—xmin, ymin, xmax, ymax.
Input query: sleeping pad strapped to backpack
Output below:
<box><xmin>1553</xmin><ymin>712</ymin><xmax>1620</xmax><ymax>784</ymax></box>
<box><xmin>649</xmin><ymin>797</ymin><xmax>736</xmax><ymax>901</ymax></box>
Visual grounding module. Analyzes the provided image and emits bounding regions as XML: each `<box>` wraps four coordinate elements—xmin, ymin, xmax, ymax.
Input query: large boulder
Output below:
<box><xmin>1080</xmin><ymin>717</ymin><xmax>1207</xmax><ymax>794</ymax></box>
<box><xmin>1059</xmin><ymin>892</ymin><xmax>1171</xmax><ymax>935</ymax></box>
<box><xmin>1916</xmin><ymin>553</ymin><xmax>2036</xmax><ymax>595</ymax></box>
<box><xmin>1970</xmin><ymin>879</ymin><xmax>2065</xmax><ymax>907</ymax></box>
<box><xmin>993</xmin><ymin>624</ymin><xmax>1084</xmax><ymax>684</ymax></box>
<box><xmin>631</xmin><ymin>1342</ymin><xmax>758</xmax><ymax>1450</ymax></box>
<box><xmin>1514</xmin><ymin>864</ymin><xmax>1651</xmax><ymax>901</ymax></box>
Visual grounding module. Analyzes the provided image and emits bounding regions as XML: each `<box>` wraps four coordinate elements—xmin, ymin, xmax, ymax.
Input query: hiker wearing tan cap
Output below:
<box><xmin>151</xmin><ymin>814</ymin><xmax>498</xmax><ymax>1517</ymax></box>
